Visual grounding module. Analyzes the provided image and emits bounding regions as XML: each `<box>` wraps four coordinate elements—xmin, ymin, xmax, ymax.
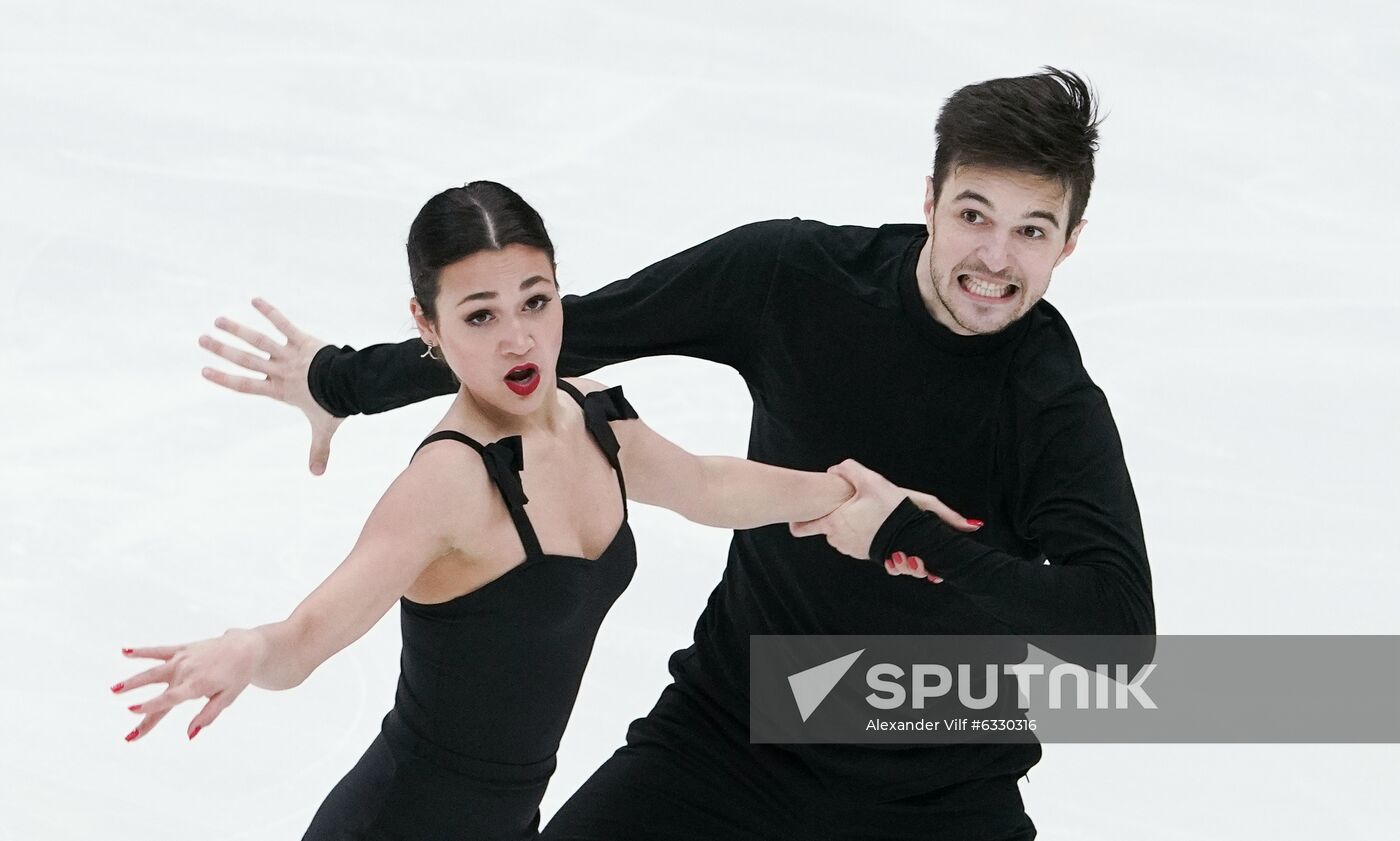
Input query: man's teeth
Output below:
<box><xmin>960</xmin><ymin>275</ymin><xmax>1013</xmax><ymax>298</ymax></box>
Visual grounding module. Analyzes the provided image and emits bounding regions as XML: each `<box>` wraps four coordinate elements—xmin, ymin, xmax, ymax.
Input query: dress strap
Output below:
<box><xmin>410</xmin><ymin>431</ymin><xmax>543</xmax><ymax>560</ymax></box>
<box><xmin>557</xmin><ymin>381</ymin><xmax>640</xmax><ymax>509</ymax></box>
<box><xmin>555</xmin><ymin>379</ymin><xmax>588</xmax><ymax>408</ymax></box>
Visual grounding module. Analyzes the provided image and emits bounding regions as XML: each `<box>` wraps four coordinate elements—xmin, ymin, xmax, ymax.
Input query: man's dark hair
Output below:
<box><xmin>931</xmin><ymin>67</ymin><xmax>1102</xmax><ymax>233</ymax></box>
<box><xmin>406</xmin><ymin>180</ymin><xmax>555</xmax><ymax>323</ymax></box>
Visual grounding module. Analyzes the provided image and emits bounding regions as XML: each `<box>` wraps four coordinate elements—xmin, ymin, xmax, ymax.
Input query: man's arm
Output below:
<box><xmin>308</xmin><ymin>339</ymin><xmax>457</xmax><ymax>417</ymax></box>
<box><xmin>307</xmin><ymin>219</ymin><xmax>792</xmax><ymax>417</ymax></box>
<box><xmin>803</xmin><ymin>389</ymin><xmax>1154</xmax><ymax>637</ymax></box>
<box><xmin>869</xmin><ymin>389</ymin><xmax>1155</xmax><ymax>636</ymax></box>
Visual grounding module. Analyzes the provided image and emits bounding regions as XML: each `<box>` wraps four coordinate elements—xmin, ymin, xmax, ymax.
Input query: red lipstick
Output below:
<box><xmin>504</xmin><ymin>363</ymin><xmax>541</xmax><ymax>396</ymax></box>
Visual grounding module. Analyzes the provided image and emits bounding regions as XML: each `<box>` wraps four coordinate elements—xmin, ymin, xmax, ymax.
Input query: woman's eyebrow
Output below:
<box><xmin>457</xmin><ymin>275</ymin><xmax>552</xmax><ymax>306</ymax></box>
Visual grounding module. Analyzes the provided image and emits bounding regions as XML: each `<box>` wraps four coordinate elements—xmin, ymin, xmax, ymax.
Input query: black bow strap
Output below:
<box><xmin>481</xmin><ymin>435</ymin><xmax>529</xmax><ymax>508</ymax></box>
<box><xmin>583</xmin><ymin>386</ymin><xmax>639</xmax><ymax>466</ymax></box>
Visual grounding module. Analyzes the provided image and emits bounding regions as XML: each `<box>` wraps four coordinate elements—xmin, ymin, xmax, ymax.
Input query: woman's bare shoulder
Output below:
<box><xmin>384</xmin><ymin>434</ymin><xmax>497</xmax><ymax>539</ymax></box>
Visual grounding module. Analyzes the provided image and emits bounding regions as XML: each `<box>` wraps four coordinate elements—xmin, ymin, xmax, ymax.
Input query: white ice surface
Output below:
<box><xmin>2</xmin><ymin>1</ymin><xmax>1398</xmax><ymax>838</ymax></box>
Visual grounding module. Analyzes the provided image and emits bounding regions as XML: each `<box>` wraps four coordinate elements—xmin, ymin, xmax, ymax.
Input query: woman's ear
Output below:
<box><xmin>410</xmin><ymin>297</ymin><xmax>437</xmax><ymax>344</ymax></box>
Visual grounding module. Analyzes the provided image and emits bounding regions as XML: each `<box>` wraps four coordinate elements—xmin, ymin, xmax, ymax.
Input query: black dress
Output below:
<box><xmin>301</xmin><ymin>382</ymin><xmax>638</xmax><ymax>840</ymax></box>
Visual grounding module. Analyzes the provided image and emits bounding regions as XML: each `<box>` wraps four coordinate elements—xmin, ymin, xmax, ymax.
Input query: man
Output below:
<box><xmin>202</xmin><ymin>67</ymin><xmax>1153</xmax><ymax>839</ymax></box>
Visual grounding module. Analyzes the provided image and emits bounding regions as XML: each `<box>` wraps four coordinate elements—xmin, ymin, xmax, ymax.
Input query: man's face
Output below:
<box><xmin>919</xmin><ymin>164</ymin><xmax>1086</xmax><ymax>335</ymax></box>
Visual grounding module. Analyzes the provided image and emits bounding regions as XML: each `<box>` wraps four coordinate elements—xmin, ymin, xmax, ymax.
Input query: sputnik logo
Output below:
<box><xmin>787</xmin><ymin>649</ymin><xmax>864</xmax><ymax>722</ymax></box>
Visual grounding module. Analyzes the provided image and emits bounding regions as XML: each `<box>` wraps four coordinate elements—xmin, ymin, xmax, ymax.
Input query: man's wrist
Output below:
<box><xmin>307</xmin><ymin>343</ymin><xmax>352</xmax><ymax>418</ymax></box>
<box><xmin>869</xmin><ymin>497</ymin><xmax>924</xmax><ymax>563</ymax></box>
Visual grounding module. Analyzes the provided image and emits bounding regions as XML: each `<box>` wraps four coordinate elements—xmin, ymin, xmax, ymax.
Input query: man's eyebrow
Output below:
<box><xmin>954</xmin><ymin>189</ymin><xmax>992</xmax><ymax>207</ymax></box>
<box><xmin>1025</xmin><ymin>209</ymin><xmax>1061</xmax><ymax>230</ymax></box>
<box><xmin>954</xmin><ymin>189</ymin><xmax>1061</xmax><ymax>230</ymax></box>
<box><xmin>457</xmin><ymin>275</ymin><xmax>552</xmax><ymax>306</ymax></box>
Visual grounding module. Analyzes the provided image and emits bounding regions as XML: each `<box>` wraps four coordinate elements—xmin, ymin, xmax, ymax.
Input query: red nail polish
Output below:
<box><xmin>121</xmin><ymin>648</ymin><xmax>133</xmax><ymax>655</ymax></box>
<box><xmin>189</xmin><ymin>726</ymin><xmax>202</xmax><ymax>740</ymax></box>
<box><xmin>125</xmin><ymin>728</ymin><xmax>139</xmax><ymax>742</ymax></box>
<box><xmin>967</xmin><ymin>519</ymin><xmax>984</xmax><ymax>527</ymax></box>
<box><xmin>110</xmin><ymin>683</ymin><xmax>124</xmax><ymax>693</ymax></box>
<box><xmin>128</xmin><ymin>704</ymin><xmax>142</xmax><ymax>712</ymax></box>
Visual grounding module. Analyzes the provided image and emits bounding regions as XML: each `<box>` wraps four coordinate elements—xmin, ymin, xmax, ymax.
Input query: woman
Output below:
<box><xmin>111</xmin><ymin>181</ymin><xmax>873</xmax><ymax>840</ymax></box>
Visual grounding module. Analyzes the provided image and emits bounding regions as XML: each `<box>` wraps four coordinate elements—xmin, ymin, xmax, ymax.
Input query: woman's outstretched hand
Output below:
<box><xmin>111</xmin><ymin>630</ymin><xmax>266</xmax><ymax>742</ymax></box>
<box><xmin>199</xmin><ymin>298</ymin><xmax>342</xmax><ymax>475</ymax></box>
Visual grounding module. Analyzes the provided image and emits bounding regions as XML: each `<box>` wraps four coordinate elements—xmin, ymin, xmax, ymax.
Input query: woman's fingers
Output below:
<box><xmin>187</xmin><ymin>688</ymin><xmax>240</xmax><ymax>739</ymax></box>
<box><xmin>127</xmin><ymin>684</ymin><xmax>199</xmax><ymax>718</ymax></box>
<box><xmin>888</xmin><ymin>552</ymin><xmax>916</xmax><ymax>577</ymax></box>
<box><xmin>252</xmin><ymin>297</ymin><xmax>307</xmax><ymax>344</ymax></box>
<box><xmin>122</xmin><ymin>645</ymin><xmax>181</xmax><ymax>661</ymax></box>
<box><xmin>884</xmin><ymin>553</ymin><xmax>943</xmax><ymax>584</ymax></box>
<box><xmin>902</xmin><ymin>554</ymin><xmax>945</xmax><ymax>584</ymax></box>
<box><xmin>906</xmin><ymin>489</ymin><xmax>970</xmax><ymax>529</ymax></box>
<box><xmin>116</xmin><ymin>643</ymin><xmax>248</xmax><ymax>741</ymax></box>
<box><xmin>112</xmin><ymin>661</ymin><xmax>174</xmax><ymax>693</ymax></box>
<box><xmin>904</xmin><ymin>490</ymin><xmax>982</xmax><ymax>533</ymax></box>
<box><xmin>126</xmin><ymin>707</ymin><xmax>172</xmax><ymax>742</ymax></box>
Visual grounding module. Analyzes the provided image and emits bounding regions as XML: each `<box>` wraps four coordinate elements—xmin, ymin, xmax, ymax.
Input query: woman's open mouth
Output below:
<box><xmin>504</xmin><ymin>363</ymin><xmax>541</xmax><ymax>396</ymax></box>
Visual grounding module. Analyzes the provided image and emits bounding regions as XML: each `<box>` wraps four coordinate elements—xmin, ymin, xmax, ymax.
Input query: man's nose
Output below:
<box><xmin>978</xmin><ymin>232</ymin><xmax>1013</xmax><ymax>274</ymax></box>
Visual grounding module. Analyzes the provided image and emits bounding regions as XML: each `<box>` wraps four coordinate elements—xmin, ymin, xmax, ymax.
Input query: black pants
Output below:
<box><xmin>543</xmin><ymin>682</ymin><xmax>1037</xmax><ymax>841</ymax></box>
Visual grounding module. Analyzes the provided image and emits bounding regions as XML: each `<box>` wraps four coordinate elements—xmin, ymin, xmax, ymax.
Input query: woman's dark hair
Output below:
<box><xmin>407</xmin><ymin>181</ymin><xmax>555</xmax><ymax>323</ymax></box>
<box><xmin>931</xmin><ymin>67</ymin><xmax>1102</xmax><ymax>233</ymax></box>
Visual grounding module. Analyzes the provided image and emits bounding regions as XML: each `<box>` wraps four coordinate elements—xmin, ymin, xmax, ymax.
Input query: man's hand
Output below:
<box><xmin>789</xmin><ymin>459</ymin><xmax>981</xmax><ymax>583</ymax></box>
<box><xmin>198</xmin><ymin>298</ymin><xmax>342</xmax><ymax>475</ymax></box>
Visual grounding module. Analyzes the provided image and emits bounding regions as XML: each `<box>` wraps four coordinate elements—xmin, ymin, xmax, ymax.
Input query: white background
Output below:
<box><xmin>3</xmin><ymin>1</ymin><xmax>1397</xmax><ymax>838</ymax></box>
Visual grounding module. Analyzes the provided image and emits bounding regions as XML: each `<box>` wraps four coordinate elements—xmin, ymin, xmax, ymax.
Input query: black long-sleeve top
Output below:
<box><xmin>309</xmin><ymin>218</ymin><xmax>1155</xmax><ymax>791</ymax></box>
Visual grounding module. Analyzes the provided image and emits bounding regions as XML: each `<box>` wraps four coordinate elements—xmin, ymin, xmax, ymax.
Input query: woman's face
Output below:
<box><xmin>420</xmin><ymin>244</ymin><xmax>562</xmax><ymax>418</ymax></box>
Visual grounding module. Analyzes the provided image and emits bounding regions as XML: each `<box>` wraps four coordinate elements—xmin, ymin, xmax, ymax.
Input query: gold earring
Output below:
<box><xmin>420</xmin><ymin>341</ymin><xmax>440</xmax><ymax>361</ymax></box>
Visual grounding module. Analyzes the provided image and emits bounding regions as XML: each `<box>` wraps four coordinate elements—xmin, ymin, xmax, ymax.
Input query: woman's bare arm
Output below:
<box><xmin>565</xmin><ymin>378</ymin><xmax>852</xmax><ymax>529</ymax></box>
<box><xmin>253</xmin><ymin>447</ymin><xmax>484</xmax><ymax>686</ymax></box>
<box><xmin>112</xmin><ymin>444</ymin><xmax>487</xmax><ymax>740</ymax></box>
